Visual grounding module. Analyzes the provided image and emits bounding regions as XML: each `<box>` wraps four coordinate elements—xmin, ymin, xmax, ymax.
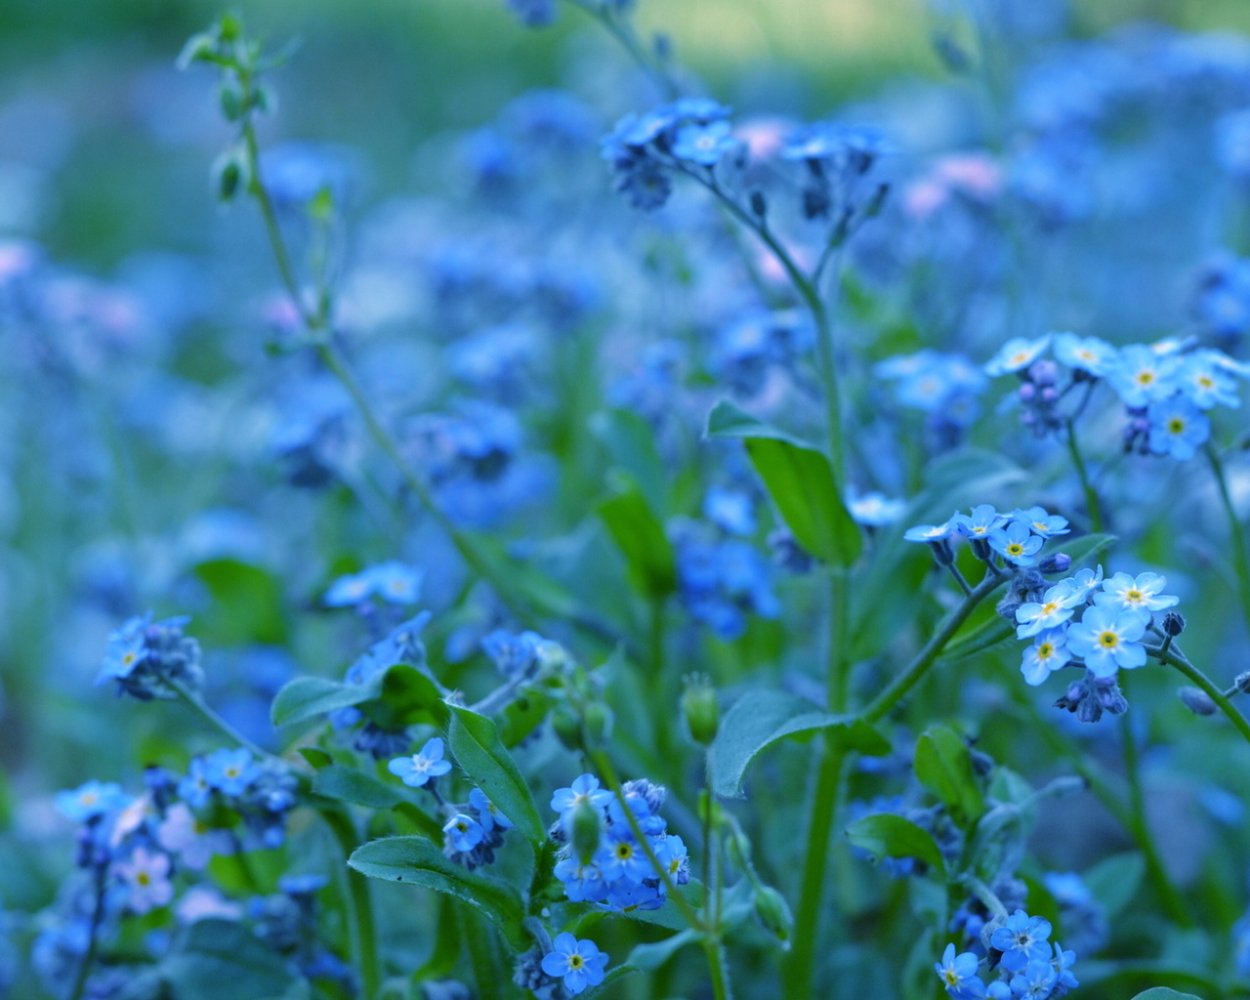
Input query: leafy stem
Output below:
<box><xmin>1066</xmin><ymin>418</ymin><xmax>1104</xmax><ymax>534</ymax></box>
<box><xmin>66</xmin><ymin>862</ymin><xmax>109</xmax><ymax>1000</ymax></box>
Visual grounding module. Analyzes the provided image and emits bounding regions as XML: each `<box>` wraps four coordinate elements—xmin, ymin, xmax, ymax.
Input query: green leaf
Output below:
<box><xmin>914</xmin><ymin>726</ymin><xmax>985</xmax><ymax>828</ymax></box>
<box><xmin>1129</xmin><ymin>991</ymin><xmax>1203</xmax><ymax>1000</ymax></box>
<box><xmin>271</xmin><ymin>676</ymin><xmax>363</xmax><ymax>728</ymax></box>
<box><xmin>844</xmin><ymin>813</ymin><xmax>947</xmax><ymax>878</ymax></box>
<box><xmin>457</xmin><ymin>532</ymin><xmax>581</xmax><ymax>621</ymax></box>
<box><xmin>590</xmin><ymin>408</ymin><xmax>667</xmax><ymax>513</ymax></box>
<box><xmin>1085</xmin><ymin>851</ymin><xmax>1145</xmax><ymax>919</ymax></box>
<box><xmin>348</xmin><ymin>837</ymin><xmax>526</xmax><ymax>948</ymax></box>
<box><xmin>705</xmin><ymin>401</ymin><xmax>861</xmax><ymax>566</ymax></box>
<box><xmin>498</xmin><ymin>689</ymin><xmax>551</xmax><ymax>748</ymax></box>
<box><xmin>312</xmin><ymin>765</ymin><xmax>406</xmax><ymax>811</ymax></box>
<box><xmin>710</xmin><ymin>689</ymin><xmax>890</xmax><ymax>798</ymax></box>
<box><xmin>447</xmin><ymin>706</ymin><xmax>545</xmax><ymax>845</ymax></box>
<box><xmin>192</xmin><ymin>558</ymin><xmax>286</xmax><ymax>645</ymax></box>
<box><xmin>597</xmin><ymin>485</ymin><xmax>676</xmax><ymax>598</ymax></box>
<box><xmin>157</xmin><ymin>918</ymin><xmax>296</xmax><ymax>1000</ymax></box>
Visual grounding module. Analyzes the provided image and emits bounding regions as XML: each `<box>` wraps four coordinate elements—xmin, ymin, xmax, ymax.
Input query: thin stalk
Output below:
<box><xmin>170</xmin><ymin>679</ymin><xmax>274</xmax><ymax>761</ymax></box>
<box><xmin>862</xmin><ymin>569</ymin><xmax>1007</xmax><ymax>724</ymax></box>
<box><xmin>1065</xmin><ymin>419</ymin><xmax>1104</xmax><ymax>534</ymax></box>
<box><xmin>322</xmin><ymin>808</ymin><xmax>382</xmax><ymax>1000</ymax></box>
<box><xmin>67</xmin><ymin>864</ymin><xmax>109</xmax><ymax>1000</ymax></box>
<box><xmin>565</xmin><ymin>0</ymin><xmax>680</xmax><ymax>99</ymax></box>
<box><xmin>1117</xmin><ymin>709</ymin><xmax>1193</xmax><ymax>926</ymax></box>
<box><xmin>1151</xmin><ymin>642</ymin><xmax>1250</xmax><ymax>747</ymax></box>
<box><xmin>1206</xmin><ymin>445</ymin><xmax>1250</xmax><ymax>630</ymax></box>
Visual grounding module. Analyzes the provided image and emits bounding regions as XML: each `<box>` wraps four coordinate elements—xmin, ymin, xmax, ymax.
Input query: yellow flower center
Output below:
<box><xmin>1038</xmin><ymin>642</ymin><xmax>1055</xmax><ymax>658</ymax></box>
<box><xmin>1168</xmin><ymin>418</ymin><xmax>1185</xmax><ymax>434</ymax></box>
<box><xmin>136</xmin><ymin>871</ymin><xmax>152</xmax><ymax>886</ymax></box>
<box><xmin>615</xmin><ymin>843</ymin><xmax>634</xmax><ymax>860</ymax></box>
<box><xmin>569</xmin><ymin>955</ymin><xmax>585</xmax><ymax>970</ymax></box>
<box><xmin>1099</xmin><ymin>631</ymin><xmax>1119</xmax><ymax>649</ymax></box>
<box><xmin>1125</xmin><ymin>589</ymin><xmax>1143</xmax><ymax>604</ymax></box>
<box><xmin>1007</xmin><ymin>543</ymin><xmax>1024</xmax><ymax>556</ymax></box>
<box><xmin>1199</xmin><ymin>375</ymin><xmax>1214</xmax><ymax>388</ymax></box>
<box><xmin>945</xmin><ymin>970</ymin><xmax>959</xmax><ymax>985</ymax></box>
<box><xmin>1136</xmin><ymin>370</ymin><xmax>1155</xmax><ymax>385</ymax></box>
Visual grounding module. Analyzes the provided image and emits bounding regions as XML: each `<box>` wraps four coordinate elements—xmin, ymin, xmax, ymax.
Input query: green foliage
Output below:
<box><xmin>705</xmin><ymin>400</ymin><xmax>862</xmax><ymax>566</ymax></box>
<box><xmin>844</xmin><ymin>813</ymin><xmax>947</xmax><ymax>878</ymax></box>
<box><xmin>913</xmin><ymin>726</ymin><xmax>985</xmax><ymax>829</ymax></box>
<box><xmin>446</xmin><ymin>705</ymin><xmax>546</xmax><ymax>845</ymax></box>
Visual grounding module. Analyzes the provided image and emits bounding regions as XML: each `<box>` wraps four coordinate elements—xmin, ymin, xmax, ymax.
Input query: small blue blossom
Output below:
<box><xmin>551</xmin><ymin>774</ymin><xmax>614</xmax><ymax>826</ymax></box>
<box><xmin>1093</xmin><ymin>571</ymin><xmax>1178</xmax><ymax>619</ymax></box>
<box><xmin>671</xmin><ymin>120</ymin><xmax>738</xmax><ymax>166</ymax></box>
<box><xmin>469</xmin><ymin>787</ymin><xmax>513</xmax><ymax>833</ymax></box>
<box><xmin>1020</xmin><ymin>628</ymin><xmax>1071</xmax><ymax>686</ymax></box>
<box><xmin>1016</xmin><ymin>581</ymin><xmax>1085</xmax><ymax>638</ymax></box>
<box><xmin>988</xmin><ymin>521</ymin><xmax>1044</xmax><ymax>567</ymax></box>
<box><xmin>985</xmin><ymin>335</ymin><xmax>1051</xmax><ymax>377</ymax></box>
<box><xmin>934</xmin><ymin>943</ymin><xmax>986</xmax><ymax>998</ymax></box>
<box><xmin>904</xmin><ymin>518</ymin><xmax>956</xmax><ymax>543</ymax></box>
<box><xmin>1106</xmin><ymin>345</ymin><xmax>1180</xmax><ymax>407</ymax></box>
<box><xmin>1011</xmin><ymin>506</ymin><xmax>1069</xmax><ymax>538</ymax></box>
<box><xmin>848</xmin><ymin>491</ymin><xmax>907</xmax><ymax>527</ymax></box>
<box><xmin>1009</xmin><ymin>957</ymin><xmax>1058</xmax><ymax>999</ymax></box>
<box><xmin>55</xmin><ymin>781</ymin><xmax>127</xmax><ymax>823</ymax></box>
<box><xmin>1146</xmin><ymin>395</ymin><xmax>1210</xmax><ymax>460</ymax></box>
<box><xmin>953</xmin><ymin>504</ymin><xmax>1007</xmax><ymax>540</ymax></box>
<box><xmin>1177</xmin><ymin>351</ymin><xmax>1242</xmax><ymax>409</ymax></box>
<box><xmin>990</xmin><ymin>910</ymin><xmax>1053</xmax><ymax>972</ymax></box>
<box><xmin>1066</xmin><ymin>606</ymin><xmax>1148</xmax><ymax>678</ymax></box>
<box><xmin>202</xmin><ymin>747</ymin><xmax>258</xmax><ymax>796</ymax></box>
<box><xmin>1053</xmin><ymin>333</ymin><xmax>1117</xmax><ymax>378</ymax></box>
<box><xmin>388</xmin><ymin>737</ymin><xmax>453</xmax><ymax>788</ymax></box>
<box><xmin>540</xmin><ymin>933</ymin><xmax>609</xmax><ymax>996</ymax></box>
<box><xmin>443</xmin><ymin>813</ymin><xmax>485</xmax><ymax>853</ymax></box>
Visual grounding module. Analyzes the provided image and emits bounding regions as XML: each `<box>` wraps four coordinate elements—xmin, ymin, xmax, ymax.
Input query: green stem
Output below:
<box><xmin>783</xmin><ymin>743</ymin><xmax>847</xmax><ymax>1000</ymax></box>
<box><xmin>1206</xmin><ymin>444</ymin><xmax>1250</xmax><ymax>630</ymax></box>
<box><xmin>861</xmin><ymin>569</ymin><xmax>1007</xmax><ymax>724</ymax></box>
<box><xmin>170</xmin><ymin>679</ymin><xmax>274</xmax><ymax>761</ymax></box>
<box><xmin>67</xmin><ymin>863</ymin><xmax>108</xmax><ymax>1000</ymax></box>
<box><xmin>1066</xmin><ymin>419</ymin><xmax>1104</xmax><ymax>534</ymax></box>
<box><xmin>322</xmin><ymin>808</ymin><xmax>381</xmax><ymax>1000</ymax></box>
<box><xmin>566</xmin><ymin>0</ymin><xmax>680</xmax><ymax>99</ymax></box>
<box><xmin>1153</xmin><ymin>643</ymin><xmax>1250</xmax><ymax>747</ymax></box>
<box><xmin>1117</xmin><ymin>709</ymin><xmax>1193</xmax><ymax>927</ymax></box>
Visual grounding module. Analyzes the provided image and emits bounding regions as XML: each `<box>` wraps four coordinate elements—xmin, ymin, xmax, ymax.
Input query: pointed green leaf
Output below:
<box><xmin>271</xmin><ymin>677</ymin><xmax>361</xmax><ymax>727</ymax></box>
<box><xmin>348</xmin><ymin>836</ymin><xmax>526</xmax><ymax>948</ymax></box>
<box><xmin>844</xmin><ymin>813</ymin><xmax>947</xmax><ymax>878</ymax></box>
<box><xmin>710</xmin><ymin>689</ymin><xmax>890</xmax><ymax>798</ymax></box>
<box><xmin>447</xmin><ymin>706</ymin><xmax>545</xmax><ymax>845</ymax></box>
<box><xmin>598</xmin><ymin>485</ymin><xmax>676</xmax><ymax>598</ymax></box>
<box><xmin>705</xmin><ymin>401</ymin><xmax>861</xmax><ymax>566</ymax></box>
<box><xmin>1130</xmin><ymin>991</ymin><xmax>1203</xmax><ymax>1000</ymax></box>
<box><xmin>914</xmin><ymin>726</ymin><xmax>985</xmax><ymax>828</ymax></box>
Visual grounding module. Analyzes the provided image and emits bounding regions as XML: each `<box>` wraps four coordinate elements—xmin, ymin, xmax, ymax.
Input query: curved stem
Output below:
<box><xmin>1206</xmin><ymin>444</ymin><xmax>1250</xmax><ymax>630</ymax></box>
<box><xmin>67</xmin><ymin>864</ymin><xmax>109</xmax><ymax>1000</ymax></box>
<box><xmin>322</xmin><ymin>807</ymin><xmax>381</xmax><ymax>1000</ymax></box>
<box><xmin>1152</xmin><ymin>643</ymin><xmax>1250</xmax><ymax>747</ymax></box>
<box><xmin>862</xmin><ymin>569</ymin><xmax>1007</xmax><ymax>724</ymax></box>
<box><xmin>565</xmin><ymin>0</ymin><xmax>680</xmax><ymax>99</ymax></box>
<box><xmin>1065</xmin><ymin>419</ymin><xmax>1104</xmax><ymax>534</ymax></box>
<box><xmin>1117</xmin><ymin>709</ymin><xmax>1193</xmax><ymax>926</ymax></box>
<box><xmin>170</xmin><ymin>679</ymin><xmax>275</xmax><ymax>761</ymax></box>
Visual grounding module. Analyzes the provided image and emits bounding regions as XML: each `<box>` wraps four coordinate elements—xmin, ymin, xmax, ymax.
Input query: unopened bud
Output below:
<box><xmin>551</xmin><ymin>706</ymin><xmax>582</xmax><ymax>751</ymax></box>
<box><xmin>681</xmin><ymin>675</ymin><xmax>720</xmax><ymax>746</ymax></box>
<box><xmin>1162</xmin><ymin>612</ymin><xmax>1186</xmax><ymax>637</ymax></box>
<box><xmin>1178</xmin><ymin>686</ymin><xmax>1216</xmax><ymax>716</ymax></box>
<box><xmin>749</xmin><ymin>190</ymin><xmax>767</xmax><ymax>218</ymax></box>
<box><xmin>753</xmin><ymin>885</ymin><xmax>793</xmax><ymax>948</ymax></box>
<box><xmin>582</xmin><ymin>703</ymin><xmax>612</xmax><ymax>747</ymax></box>
<box><xmin>1038</xmin><ymin>553</ymin><xmax>1072</xmax><ymax>575</ymax></box>
<box><xmin>572</xmin><ymin>799</ymin><xmax>602</xmax><ymax>866</ymax></box>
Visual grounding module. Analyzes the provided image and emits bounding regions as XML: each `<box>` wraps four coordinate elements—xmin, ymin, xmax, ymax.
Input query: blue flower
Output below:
<box><xmin>1146</xmin><ymin>395</ymin><xmax>1210</xmax><ymax>460</ymax></box>
<box><xmin>55</xmin><ymin>781</ymin><xmax>127</xmax><ymax>823</ymax></box>
<box><xmin>388</xmin><ymin>737</ymin><xmax>453</xmax><ymax>788</ymax></box>
<box><xmin>1049</xmin><ymin>942</ymin><xmax>1079</xmax><ymax>992</ymax></box>
<box><xmin>1066</xmin><ymin>606</ymin><xmax>1148</xmax><ymax>677</ymax></box>
<box><xmin>470</xmin><ymin>787</ymin><xmax>513</xmax><ymax>833</ymax></box>
<box><xmin>988</xmin><ymin>521</ymin><xmax>1044</xmax><ymax>567</ymax></box>
<box><xmin>953</xmin><ymin>504</ymin><xmax>1007</xmax><ymax>540</ymax></box>
<box><xmin>848</xmin><ymin>491</ymin><xmax>907</xmax><ymax>527</ymax></box>
<box><xmin>703</xmin><ymin>487</ymin><xmax>757</xmax><ymax>536</ymax></box>
<box><xmin>1011</xmin><ymin>506</ymin><xmax>1069</xmax><ymax>538</ymax></box>
<box><xmin>551</xmin><ymin>774</ymin><xmax>613</xmax><ymax>825</ymax></box>
<box><xmin>596</xmin><ymin>825</ymin><xmax>654</xmax><ymax>884</ymax></box>
<box><xmin>934</xmin><ymin>943</ymin><xmax>986</xmax><ymax>998</ymax></box>
<box><xmin>990</xmin><ymin>910</ymin><xmax>1053</xmax><ymax>972</ymax></box>
<box><xmin>1009</xmin><ymin>957</ymin><xmax>1058</xmax><ymax>998</ymax></box>
<box><xmin>671</xmin><ymin>120</ymin><xmax>737</xmax><ymax>166</ymax></box>
<box><xmin>985</xmin><ymin>335</ymin><xmax>1051</xmax><ymax>377</ymax></box>
<box><xmin>443</xmin><ymin>813</ymin><xmax>485</xmax><ymax>853</ymax></box>
<box><xmin>1093</xmin><ymin>571</ymin><xmax>1178</xmax><ymax>619</ymax></box>
<box><xmin>1016</xmin><ymin>582</ymin><xmax>1085</xmax><ymax>638</ymax></box>
<box><xmin>1054</xmin><ymin>333</ymin><xmax>1117</xmax><ymax>377</ymax></box>
<box><xmin>1177</xmin><ymin>351</ymin><xmax>1242</xmax><ymax>409</ymax></box>
<box><xmin>540</xmin><ymin>933</ymin><xmax>608</xmax><ymax>996</ymax></box>
<box><xmin>99</xmin><ymin>627</ymin><xmax>148</xmax><ymax>682</ymax></box>
<box><xmin>202</xmin><ymin>748</ymin><xmax>257</xmax><ymax>796</ymax></box>
<box><xmin>1106</xmin><ymin>345</ymin><xmax>1179</xmax><ymax>407</ymax></box>
<box><xmin>1020</xmin><ymin>628</ymin><xmax>1071</xmax><ymax>686</ymax></box>
<box><xmin>904</xmin><ymin>518</ymin><xmax>956</xmax><ymax>543</ymax></box>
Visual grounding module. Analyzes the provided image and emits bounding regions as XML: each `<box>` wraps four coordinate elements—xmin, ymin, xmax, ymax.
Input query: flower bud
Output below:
<box><xmin>572</xmin><ymin>799</ymin><xmax>602</xmax><ymax>866</ymax></box>
<box><xmin>1236</xmin><ymin>672</ymin><xmax>1250</xmax><ymax>696</ymax></box>
<box><xmin>551</xmin><ymin>706</ymin><xmax>582</xmax><ymax>751</ymax></box>
<box><xmin>753</xmin><ymin>885</ymin><xmax>793</xmax><ymax>948</ymax></box>
<box><xmin>1178</xmin><ymin>686</ymin><xmax>1216</xmax><ymax>716</ymax></box>
<box><xmin>750</xmin><ymin>190</ymin><xmax>767</xmax><ymax>218</ymax></box>
<box><xmin>1038</xmin><ymin>553</ymin><xmax>1072</xmax><ymax>575</ymax></box>
<box><xmin>1162</xmin><ymin>612</ymin><xmax>1186</xmax><ymax>637</ymax></box>
<box><xmin>681</xmin><ymin>675</ymin><xmax>720</xmax><ymax>746</ymax></box>
<box><xmin>582</xmin><ymin>703</ymin><xmax>613</xmax><ymax>747</ymax></box>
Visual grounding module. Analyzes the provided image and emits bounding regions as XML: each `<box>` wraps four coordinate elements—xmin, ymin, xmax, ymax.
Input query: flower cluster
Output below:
<box><xmin>442</xmin><ymin>787</ymin><xmax>515</xmax><ymax>869</ymax></box>
<box><xmin>601</xmin><ymin>98</ymin><xmax>740</xmax><ymax>210</ymax></box>
<box><xmin>904</xmin><ymin>503</ymin><xmax>1070</xmax><ymax>571</ymax></box>
<box><xmin>514</xmin><ymin>933</ymin><xmax>610</xmax><ymax>998</ymax></box>
<box><xmin>936</xmin><ymin>910</ymin><xmax>1078</xmax><ymax>999</ymax></box>
<box><xmin>97</xmin><ymin>613</ymin><xmax>204</xmax><ymax>701</ymax></box>
<box><xmin>549</xmin><ymin>775</ymin><xmax>688</xmax><ymax>912</ymax></box>
<box><xmin>985</xmin><ymin>331</ymin><xmax>1248</xmax><ymax>459</ymax></box>
<box><xmin>1011</xmin><ymin>566</ymin><xmax>1179</xmax><ymax>720</ymax></box>
<box><xmin>323</xmin><ymin>561</ymin><xmax>423</xmax><ymax>607</ymax></box>
<box><xmin>673</xmin><ymin>523</ymin><xmax>781</xmax><ymax>640</ymax></box>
